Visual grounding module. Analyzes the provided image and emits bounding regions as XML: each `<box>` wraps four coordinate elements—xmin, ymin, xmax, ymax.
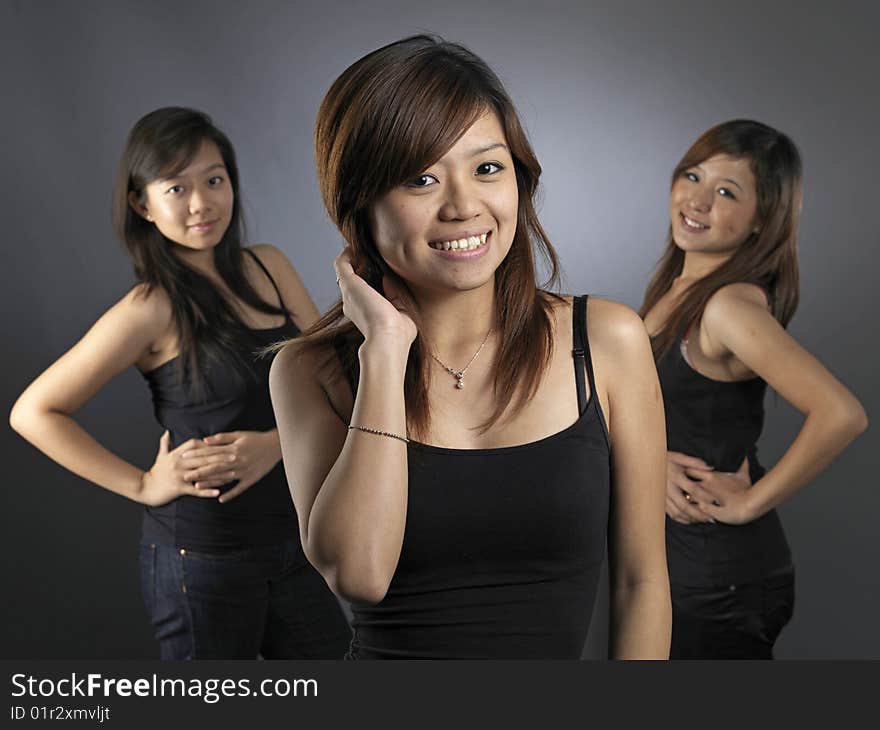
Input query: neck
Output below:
<box><xmin>412</xmin><ymin>280</ymin><xmax>497</xmax><ymax>361</ymax></box>
<box><xmin>174</xmin><ymin>245</ymin><xmax>219</xmax><ymax>279</ymax></box>
<box><xmin>679</xmin><ymin>250</ymin><xmax>731</xmax><ymax>282</ymax></box>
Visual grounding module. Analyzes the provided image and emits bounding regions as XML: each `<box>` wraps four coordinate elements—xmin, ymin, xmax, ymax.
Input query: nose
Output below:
<box><xmin>687</xmin><ymin>186</ymin><xmax>713</xmax><ymax>213</ymax></box>
<box><xmin>438</xmin><ymin>177</ymin><xmax>480</xmax><ymax>221</ymax></box>
<box><xmin>187</xmin><ymin>186</ymin><xmax>212</xmax><ymax>215</ymax></box>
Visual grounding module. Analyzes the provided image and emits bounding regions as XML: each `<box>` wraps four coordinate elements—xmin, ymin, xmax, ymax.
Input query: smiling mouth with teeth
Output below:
<box><xmin>428</xmin><ymin>231</ymin><xmax>489</xmax><ymax>251</ymax></box>
<box><xmin>681</xmin><ymin>213</ymin><xmax>710</xmax><ymax>230</ymax></box>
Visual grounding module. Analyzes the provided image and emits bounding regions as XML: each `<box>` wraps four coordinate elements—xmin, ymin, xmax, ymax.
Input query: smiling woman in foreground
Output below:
<box><xmin>270</xmin><ymin>35</ymin><xmax>671</xmax><ymax>659</ymax></box>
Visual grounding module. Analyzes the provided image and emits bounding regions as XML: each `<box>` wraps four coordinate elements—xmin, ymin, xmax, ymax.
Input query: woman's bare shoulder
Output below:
<box><xmin>114</xmin><ymin>283</ymin><xmax>174</xmax><ymax>336</ymax></box>
<box><xmin>246</xmin><ymin>243</ymin><xmax>285</xmax><ymax>272</ymax></box>
<box><xmin>706</xmin><ymin>282</ymin><xmax>770</xmax><ymax>311</ymax></box>
<box><xmin>548</xmin><ymin>294</ymin><xmax>651</xmax><ymax>379</ymax></box>
<box><xmin>573</xmin><ymin>296</ymin><xmax>650</xmax><ymax>352</ymax></box>
<box><xmin>270</xmin><ymin>338</ymin><xmax>353</xmax><ymax>414</ymax></box>
<box><xmin>270</xmin><ymin>339</ymin><xmax>321</xmax><ymax>380</ymax></box>
<box><xmin>701</xmin><ymin>282</ymin><xmax>773</xmax><ymax>343</ymax></box>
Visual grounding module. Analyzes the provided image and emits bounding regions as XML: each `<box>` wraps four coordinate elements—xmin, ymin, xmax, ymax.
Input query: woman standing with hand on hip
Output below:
<box><xmin>10</xmin><ymin>107</ymin><xmax>351</xmax><ymax>659</ymax></box>
<box><xmin>641</xmin><ymin>119</ymin><xmax>867</xmax><ymax>659</ymax></box>
<box><xmin>270</xmin><ymin>35</ymin><xmax>671</xmax><ymax>660</ymax></box>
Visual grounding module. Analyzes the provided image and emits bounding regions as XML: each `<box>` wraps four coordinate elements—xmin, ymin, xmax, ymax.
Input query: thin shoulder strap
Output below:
<box><xmin>244</xmin><ymin>248</ymin><xmax>291</xmax><ymax>321</ymax></box>
<box><xmin>572</xmin><ymin>295</ymin><xmax>597</xmax><ymax>416</ymax></box>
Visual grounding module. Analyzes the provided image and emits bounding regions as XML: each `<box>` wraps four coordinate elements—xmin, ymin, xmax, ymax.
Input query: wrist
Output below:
<box><xmin>133</xmin><ymin>469</ymin><xmax>151</xmax><ymax>505</ymax></box>
<box><xmin>742</xmin><ymin>484</ymin><xmax>767</xmax><ymax>522</ymax></box>
<box><xmin>359</xmin><ymin>338</ymin><xmax>411</xmax><ymax>369</ymax></box>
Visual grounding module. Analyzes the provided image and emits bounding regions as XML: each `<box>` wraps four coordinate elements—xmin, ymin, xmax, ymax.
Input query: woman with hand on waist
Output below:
<box><xmin>10</xmin><ymin>107</ymin><xmax>351</xmax><ymax>659</ymax></box>
<box><xmin>641</xmin><ymin>119</ymin><xmax>867</xmax><ymax>659</ymax></box>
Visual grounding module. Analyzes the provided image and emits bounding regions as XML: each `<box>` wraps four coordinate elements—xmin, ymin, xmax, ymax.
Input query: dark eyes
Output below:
<box><xmin>408</xmin><ymin>174</ymin><xmax>438</xmax><ymax>188</ymax></box>
<box><xmin>683</xmin><ymin>171</ymin><xmax>737</xmax><ymax>200</ymax></box>
<box><xmin>406</xmin><ymin>162</ymin><xmax>505</xmax><ymax>189</ymax></box>
<box><xmin>165</xmin><ymin>176</ymin><xmax>225</xmax><ymax>195</ymax></box>
<box><xmin>476</xmin><ymin>162</ymin><xmax>504</xmax><ymax>176</ymax></box>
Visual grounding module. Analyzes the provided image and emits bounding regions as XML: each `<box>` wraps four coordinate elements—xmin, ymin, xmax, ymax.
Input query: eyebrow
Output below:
<box><xmin>692</xmin><ymin>164</ymin><xmax>745</xmax><ymax>192</ymax></box>
<box><xmin>160</xmin><ymin>163</ymin><xmax>226</xmax><ymax>182</ymax></box>
<box><xmin>468</xmin><ymin>142</ymin><xmax>508</xmax><ymax>157</ymax></box>
<box><xmin>722</xmin><ymin>178</ymin><xmax>744</xmax><ymax>192</ymax></box>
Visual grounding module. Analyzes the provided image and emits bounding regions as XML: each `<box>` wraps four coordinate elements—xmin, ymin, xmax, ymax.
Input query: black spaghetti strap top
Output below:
<box><xmin>655</xmin><ymin>331</ymin><xmax>791</xmax><ymax>587</ymax></box>
<box><xmin>347</xmin><ymin>295</ymin><xmax>611</xmax><ymax>659</ymax></box>
<box><xmin>140</xmin><ymin>249</ymin><xmax>300</xmax><ymax>552</ymax></box>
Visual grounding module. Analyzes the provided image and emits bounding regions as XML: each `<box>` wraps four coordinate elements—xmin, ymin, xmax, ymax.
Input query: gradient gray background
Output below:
<box><xmin>2</xmin><ymin>0</ymin><xmax>876</xmax><ymax>659</ymax></box>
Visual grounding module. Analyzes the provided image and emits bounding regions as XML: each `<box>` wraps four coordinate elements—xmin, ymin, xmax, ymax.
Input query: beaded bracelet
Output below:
<box><xmin>348</xmin><ymin>425</ymin><xmax>410</xmax><ymax>444</ymax></box>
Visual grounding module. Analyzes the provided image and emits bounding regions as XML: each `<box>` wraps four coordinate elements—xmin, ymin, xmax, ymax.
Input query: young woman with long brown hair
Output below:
<box><xmin>641</xmin><ymin>119</ymin><xmax>867</xmax><ymax>659</ymax></box>
<box><xmin>10</xmin><ymin>107</ymin><xmax>351</xmax><ymax>659</ymax></box>
<box><xmin>270</xmin><ymin>35</ymin><xmax>671</xmax><ymax>659</ymax></box>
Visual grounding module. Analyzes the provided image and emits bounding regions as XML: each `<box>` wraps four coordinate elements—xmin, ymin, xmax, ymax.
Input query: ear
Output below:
<box><xmin>128</xmin><ymin>190</ymin><xmax>152</xmax><ymax>221</ymax></box>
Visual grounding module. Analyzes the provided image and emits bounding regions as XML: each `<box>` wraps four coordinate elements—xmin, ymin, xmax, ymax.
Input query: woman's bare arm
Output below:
<box><xmin>269</xmin><ymin>250</ymin><xmax>417</xmax><ymax>605</ymax></box>
<box><xmin>270</xmin><ymin>337</ymin><xmax>410</xmax><ymax>605</ymax></box>
<box><xmin>9</xmin><ymin>287</ymin><xmax>218</xmax><ymax>505</ymax></box>
<box><xmin>692</xmin><ymin>284</ymin><xmax>868</xmax><ymax>523</ymax></box>
<box><xmin>590</xmin><ymin>298</ymin><xmax>671</xmax><ymax>659</ymax></box>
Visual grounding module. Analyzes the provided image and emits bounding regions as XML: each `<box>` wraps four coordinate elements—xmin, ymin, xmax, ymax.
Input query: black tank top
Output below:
<box><xmin>140</xmin><ymin>250</ymin><xmax>300</xmax><ymax>552</ymax></box>
<box><xmin>655</xmin><ymin>331</ymin><xmax>791</xmax><ymax>587</ymax></box>
<box><xmin>347</xmin><ymin>296</ymin><xmax>611</xmax><ymax>659</ymax></box>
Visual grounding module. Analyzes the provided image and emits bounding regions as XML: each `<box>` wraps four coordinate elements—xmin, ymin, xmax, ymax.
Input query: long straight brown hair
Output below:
<box><xmin>293</xmin><ymin>35</ymin><xmax>561</xmax><ymax>439</ymax></box>
<box><xmin>112</xmin><ymin>107</ymin><xmax>286</xmax><ymax>395</ymax></box>
<box><xmin>640</xmin><ymin>119</ymin><xmax>803</xmax><ymax>357</ymax></box>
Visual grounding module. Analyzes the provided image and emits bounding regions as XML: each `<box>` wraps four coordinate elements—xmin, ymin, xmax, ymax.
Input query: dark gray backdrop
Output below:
<box><xmin>2</xmin><ymin>0</ymin><xmax>876</xmax><ymax>658</ymax></box>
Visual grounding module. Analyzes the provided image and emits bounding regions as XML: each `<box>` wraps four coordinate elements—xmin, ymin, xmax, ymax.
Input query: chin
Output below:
<box><xmin>672</xmin><ymin>237</ymin><xmax>739</xmax><ymax>259</ymax></box>
<box><xmin>188</xmin><ymin>238</ymin><xmax>223</xmax><ymax>251</ymax></box>
<box><xmin>671</xmin><ymin>236</ymin><xmax>692</xmax><ymax>252</ymax></box>
<box><xmin>452</xmin><ymin>270</ymin><xmax>499</xmax><ymax>293</ymax></box>
<box><xmin>672</xmin><ymin>228</ymin><xmax>708</xmax><ymax>252</ymax></box>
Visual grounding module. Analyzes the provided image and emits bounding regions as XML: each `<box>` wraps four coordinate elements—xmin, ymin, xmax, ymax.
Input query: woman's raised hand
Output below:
<box><xmin>333</xmin><ymin>248</ymin><xmax>417</xmax><ymax>349</ymax></box>
<box><xmin>138</xmin><ymin>431</ymin><xmax>221</xmax><ymax>506</ymax></box>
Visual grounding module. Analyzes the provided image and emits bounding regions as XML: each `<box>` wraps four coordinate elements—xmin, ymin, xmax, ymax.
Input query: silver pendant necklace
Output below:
<box><xmin>430</xmin><ymin>329</ymin><xmax>493</xmax><ymax>389</ymax></box>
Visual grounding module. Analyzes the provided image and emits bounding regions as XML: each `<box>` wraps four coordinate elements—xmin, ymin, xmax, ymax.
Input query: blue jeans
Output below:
<box><xmin>138</xmin><ymin>540</ymin><xmax>352</xmax><ymax>660</ymax></box>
